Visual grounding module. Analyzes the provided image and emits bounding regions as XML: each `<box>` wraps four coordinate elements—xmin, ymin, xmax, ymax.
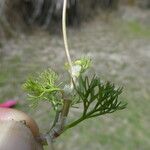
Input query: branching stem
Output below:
<box><xmin>44</xmin><ymin>0</ymin><xmax>73</xmax><ymax>145</ymax></box>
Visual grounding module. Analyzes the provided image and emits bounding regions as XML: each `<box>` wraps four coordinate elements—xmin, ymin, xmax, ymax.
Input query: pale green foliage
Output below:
<box><xmin>65</xmin><ymin>58</ymin><xmax>91</xmax><ymax>77</ymax></box>
<box><xmin>74</xmin><ymin>57</ymin><xmax>91</xmax><ymax>73</ymax></box>
<box><xmin>23</xmin><ymin>69</ymin><xmax>62</xmax><ymax>110</ymax></box>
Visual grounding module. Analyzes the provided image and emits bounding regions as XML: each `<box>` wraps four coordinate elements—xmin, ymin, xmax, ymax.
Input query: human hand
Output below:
<box><xmin>0</xmin><ymin>108</ymin><xmax>43</xmax><ymax>150</ymax></box>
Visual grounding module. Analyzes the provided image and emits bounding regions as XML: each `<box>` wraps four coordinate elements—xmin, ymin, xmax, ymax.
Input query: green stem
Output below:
<box><xmin>84</xmin><ymin>109</ymin><xmax>99</xmax><ymax>118</ymax></box>
<box><xmin>64</xmin><ymin>107</ymin><xmax>99</xmax><ymax>132</ymax></box>
<box><xmin>48</xmin><ymin>111</ymin><xmax>60</xmax><ymax>132</ymax></box>
<box><xmin>63</xmin><ymin>117</ymin><xmax>85</xmax><ymax>132</ymax></box>
<box><xmin>38</xmin><ymin>88</ymin><xmax>61</xmax><ymax>98</ymax></box>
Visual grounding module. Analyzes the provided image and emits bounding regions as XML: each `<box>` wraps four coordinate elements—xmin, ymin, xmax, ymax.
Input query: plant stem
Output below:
<box><xmin>61</xmin><ymin>100</ymin><xmax>71</xmax><ymax>117</ymax></box>
<box><xmin>48</xmin><ymin>111</ymin><xmax>60</xmax><ymax>133</ymax></box>
<box><xmin>45</xmin><ymin>134</ymin><xmax>55</xmax><ymax>150</ymax></box>
<box><xmin>62</xmin><ymin>0</ymin><xmax>73</xmax><ymax>77</ymax></box>
<box><xmin>44</xmin><ymin>2</ymin><xmax>73</xmax><ymax>142</ymax></box>
<box><xmin>63</xmin><ymin>117</ymin><xmax>85</xmax><ymax>132</ymax></box>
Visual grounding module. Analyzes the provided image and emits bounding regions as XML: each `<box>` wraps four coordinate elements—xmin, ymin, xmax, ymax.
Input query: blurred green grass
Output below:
<box><xmin>127</xmin><ymin>21</ymin><xmax>150</xmax><ymax>37</ymax></box>
<box><xmin>118</xmin><ymin>20</ymin><xmax>150</xmax><ymax>38</ymax></box>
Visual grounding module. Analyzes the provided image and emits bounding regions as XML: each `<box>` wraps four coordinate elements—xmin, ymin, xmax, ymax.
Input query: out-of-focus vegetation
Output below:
<box><xmin>0</xmin><ymin>0</ymin><xmax>150</xmax><ymax>36</ymax></box>
<box><xmin>0</xmin><ymin>0</ymin><xmax>122</xmax><ymax>36</ymax></box>
<box><xmin>0</xmin><ymin>0</ymin><xmax>150</xmax><ymax>150</ymax></box>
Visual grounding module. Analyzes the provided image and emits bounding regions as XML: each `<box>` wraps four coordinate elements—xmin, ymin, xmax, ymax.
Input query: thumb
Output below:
<box><xmin>0</xmin><ymin>121</ymin><xmax>44</xmax><ymax>150</ymax></box>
